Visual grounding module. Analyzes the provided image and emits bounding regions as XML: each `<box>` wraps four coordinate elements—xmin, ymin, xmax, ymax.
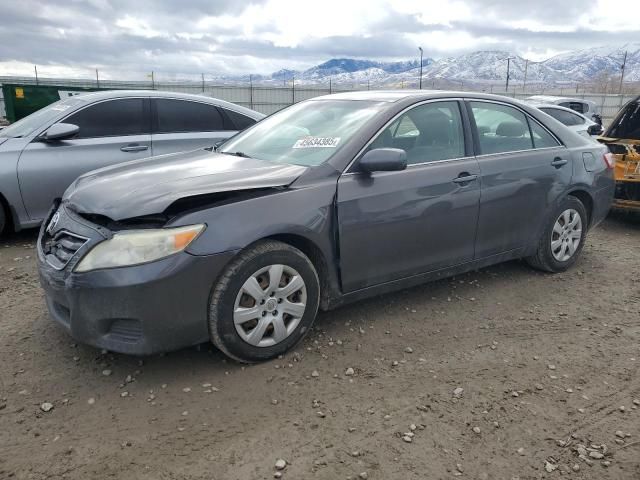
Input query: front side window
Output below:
<box><xmin>219</xmin><ymin>100</ymin><xmax>385</xmax><ymax>166</ymax></box>
<box><xmin>470</xmin><ymin>102</ymin><xmax>533</xmax><ymax>154</ymax></box>
<box><xmin>367</xmin><ymin>101</ymin><xmax>465</xmax><ymax>165</ymax></box>
<box><xmin>65</xmin><ymin>98</ymin><xmax>147</xmax><ymax>139</ymax></box>
<box><xmin>155</xmin><ymin>99</ymin><xmax>225</xmax><ymax>133</ymax></box>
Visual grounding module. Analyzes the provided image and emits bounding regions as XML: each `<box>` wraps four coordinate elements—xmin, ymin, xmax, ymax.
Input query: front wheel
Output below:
<box><xmin>526</xmin><ymin>196</ymin><xmax>588</xmax><ymax>273</ymax></box>
<box><xmin>209</xmin><ymin>240</ymin><xmax>320</xmax><ymax>363</ymax></box>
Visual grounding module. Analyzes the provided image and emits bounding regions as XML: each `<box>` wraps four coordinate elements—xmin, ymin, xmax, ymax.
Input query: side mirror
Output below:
<box><xmin>587</xmin><ymin>124</ymin><xmax>603</xmax><ymax>136</ymax></box>
<box><xmin>41</xmin><ymin>123</ymin><xmax>79</xmax><ymax>142</ymax></box>
<box><xmin>358</xmin><ymin>148</ymin><xmax>407</xmax><ymax>173</ymax></box>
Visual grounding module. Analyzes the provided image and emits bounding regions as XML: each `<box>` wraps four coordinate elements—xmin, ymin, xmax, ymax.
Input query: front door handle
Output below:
<box><xmin>120</xmin><ymin>144</ymin><xmax>149</xmax><ymax>153</ymax></box>
<box><xmin>452</xmin><ymin>173</ymin><xmax>478</xmax><ymax>184</ymax></box>
<box><xmin>551</xmin><ymin>157</ymin><xmax>568</xmax><ymax>168</ymax></box>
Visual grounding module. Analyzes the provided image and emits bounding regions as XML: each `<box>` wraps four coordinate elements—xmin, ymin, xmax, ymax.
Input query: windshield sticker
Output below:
<box><xmin>293</xmin><ymin>136</ymin><xmax>341</xmax><ymax>149</ymax></box>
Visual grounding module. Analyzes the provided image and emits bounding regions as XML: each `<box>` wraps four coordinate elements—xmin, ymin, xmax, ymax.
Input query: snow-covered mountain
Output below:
<box><xmin>236</xmin><ymin>43</ymin><xmax>640</xmax><ymax>87</ymax></box>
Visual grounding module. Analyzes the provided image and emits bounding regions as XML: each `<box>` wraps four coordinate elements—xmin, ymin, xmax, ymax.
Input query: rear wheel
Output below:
<box><xmin>0</xmin><ymin>204</ymin><xmax>6</xmax><ymax>236</ymax></box>
<box><xmin>209</xmin><ymin>240</ymin><xmax>320</xmax><ymax>363</ymax></box>
<box><xmin>526</xmin><ymin>196</ymin><xmax>588</xmax><ymax>273</ymax></box>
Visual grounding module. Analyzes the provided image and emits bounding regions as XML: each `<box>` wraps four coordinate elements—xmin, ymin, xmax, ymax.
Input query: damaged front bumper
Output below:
<box><xmin>37</xmin><ymin>204</ymin><xmax>236</xmax><ymax>355</ymax></box>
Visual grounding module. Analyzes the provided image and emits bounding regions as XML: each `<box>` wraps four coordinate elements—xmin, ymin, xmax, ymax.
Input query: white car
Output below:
<box><xmin>525</xmin><ymin>95</ymin><xmax>601</xmax><ymax>123</ymax></box>
<box><xmin>529</xmin><ymin>103</ymin><xmax>603</xmax><ymax>138</ymax></box>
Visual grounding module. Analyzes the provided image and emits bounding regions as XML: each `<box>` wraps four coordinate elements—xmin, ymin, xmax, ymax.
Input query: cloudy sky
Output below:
<box><xmin>0</xmin><ymin>0</ymin><xmax>638</xmax><ymax>79</ymax></box>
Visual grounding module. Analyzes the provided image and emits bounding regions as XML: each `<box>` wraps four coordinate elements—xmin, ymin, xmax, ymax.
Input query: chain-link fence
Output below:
<box><xmin>1</xmin><ymin>75</ymin><xmax>637</xmax><ymax>125</ymax></box>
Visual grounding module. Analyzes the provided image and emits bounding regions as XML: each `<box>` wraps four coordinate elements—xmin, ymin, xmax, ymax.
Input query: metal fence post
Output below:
<box><xmin>249</xmin><ymin>74</ymin><xmax>254</xmax><ymax>110</ymax></box>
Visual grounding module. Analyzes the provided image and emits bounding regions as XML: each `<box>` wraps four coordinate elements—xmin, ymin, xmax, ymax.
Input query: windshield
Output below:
<box><xmin>0</xmin><ymin>97</ymin><xmax>84</xmax><ymax>138</ymax></box>
<box><xmin>606</xmin><ymin>101</ymin><xmax>640</xmax><ymax>140</ymax></box>
<box><xmin>219</xmin><ymin>100</ymin><xmax>385</xmax><ymax>166</ymax></box>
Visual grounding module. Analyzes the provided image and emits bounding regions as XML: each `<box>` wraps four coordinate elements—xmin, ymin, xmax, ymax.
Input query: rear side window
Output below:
<box><xmin>155</xmin><ymin>99</ymin><xmax>225</xmax><ymax>133</ymax></box>
<box><xmin>559</xmin><ymin>101</ymin><xmax>586</xmax><ymax>114</ymax></box>
<box><xmin>470</xmin><ymin>102</ymin><xmax>533</xmax><ymax>154</ymax></box>
<box><xmin>65</xmin><ymin>98</ymin><xmax>147</xmax><ymax>139</ymax></box>
<box><xmin>541</xmin><ymin>108</ymin><xmax>584</xmax><ymax>126</ymax></box>
<box><xmin>223</xmin><ymin>109</ymin><xmax>257</xmax><ymax>130</ymax></box>
<box><xmin>528</xmin><ymin>119</ymin><xmax>561</xmax><ymax>149</ymax></box>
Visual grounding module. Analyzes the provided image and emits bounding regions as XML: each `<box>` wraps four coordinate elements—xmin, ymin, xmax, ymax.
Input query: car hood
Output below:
<box><xmin>64</xmin><ymin>149</ymin><xmax>308</xmax><ymax>220</ymax></box>
<box><xmin>0</xmin><ymin>137</ymin><xmax>9</xmax><ymax>147</ymax></box>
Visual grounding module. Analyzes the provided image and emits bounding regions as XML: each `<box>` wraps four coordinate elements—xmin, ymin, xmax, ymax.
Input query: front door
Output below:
<box><xmin>337</xmin><ymin>100</ymin><xmax>481</xmax><ymax>292</ymax></box>
<box><xmin>17</xmin><ymin>97</ymin><xmax>152</xmax><ymax>221</ymax></box>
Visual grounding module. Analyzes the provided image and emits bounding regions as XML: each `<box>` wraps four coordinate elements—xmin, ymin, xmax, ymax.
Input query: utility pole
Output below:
<box><xmin>292</xmin><ymin>75</ymin><xmax>295</xmax><ymax>104</ymax></box>
<box><xmin>329</xmin><ymin>77</ymin><xmax>332</xmax><ymax>94</ymax></box>
<box><xmin>151</xmin><ymin>71</ymin><xmax>155</xmax><ymax>89</ymax></box>
<box><xmin>418</xmin><ymin>47</ymin><xmax>423</xmax><ymax>89</ymax></box>
<box><xmin>505</xmin><ymin>57</ymin><xmax>514</xmax><ymax>91</ymax></box>
<box><xmin>96</xmin><ymin>69</ymin><xmax>100</xmax><ymax>88</ymax></box>
<box><xmin>34</xmin><ymin>65</ymin><xmax>39</xmax><ymax>85</ymax></box>
<box><xmin>522</xmin><ymin>59</ymin><xmax>529</xmax><ymax>93</ymax></box>
<box><xmin>201</xmin><ymin>73</ymin><xmax>205</xmax><ymax>92</ymax></box>
<box><xmin>618</xmin><ymin>50</ymin><xmax>628</xmax><ymax>94</ymax></box>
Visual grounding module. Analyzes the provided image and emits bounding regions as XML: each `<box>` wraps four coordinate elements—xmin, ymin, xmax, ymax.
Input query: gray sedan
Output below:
<box><xmin>37</xmin><ymin>91</ymin><xmax>614</xmax><ymax>362</ymax></box>
<box><xmin>0</xmin><ymin>90</ymin><xmax>263</xmax><ymax>235</ymax></box>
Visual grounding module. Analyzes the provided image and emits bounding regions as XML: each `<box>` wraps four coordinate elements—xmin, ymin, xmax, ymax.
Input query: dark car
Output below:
<box><xmin>37</xmin><ymin>91</ymin><xmax>615</xmax><ymax>362</ymax></box>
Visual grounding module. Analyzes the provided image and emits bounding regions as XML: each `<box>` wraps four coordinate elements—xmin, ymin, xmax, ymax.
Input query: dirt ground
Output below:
<box><xmin>0</xmin><ymin>214</ymin><xmax>639</xmax><ymax>480</ymax></box>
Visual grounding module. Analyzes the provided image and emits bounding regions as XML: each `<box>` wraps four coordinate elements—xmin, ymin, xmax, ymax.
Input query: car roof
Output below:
<box><xmin>526</xmin><ymin>95</ymin><xmax>594</xmax><ymax>105</ymax></box>
<box><xmin>70</xmin><ymin>90</ymin><xmax>264</xmax><ymax>118</ymax></box>
<box><xmin>530</xmin><ymin>103</ymin><xmax>594</xmax><ymax>121</ymax></box>
<box><xmin>310</xmin><ymin>89</ymin><xmax>527</xmax><ymax>104</ymax></box>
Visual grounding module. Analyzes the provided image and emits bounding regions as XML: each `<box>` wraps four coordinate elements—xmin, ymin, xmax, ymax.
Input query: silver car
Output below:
<box><xmin>531</xmin><ymin>104</ymin><xmax>604</xmax><ymax>138</ymax></box>
<box><xmin>0</xmin><ymin>90</ymin><xmax>264</xmax><ymax>235</ymax></box>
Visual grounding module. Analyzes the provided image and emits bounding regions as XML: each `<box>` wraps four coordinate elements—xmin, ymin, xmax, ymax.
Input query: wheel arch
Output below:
<box><xmin>566</xmin><ymin>189</ymin><xmax>594</xmax><ymax>227</ymax></box>
<box><xmin>262</xmin><ymin>233</ymin><xmax>335</xmax><ymax>310</ymax></box>
<box><xmin>0</xmin><ymin>191</ymin><xmax>14</xmax><ymax>233</ymax></box>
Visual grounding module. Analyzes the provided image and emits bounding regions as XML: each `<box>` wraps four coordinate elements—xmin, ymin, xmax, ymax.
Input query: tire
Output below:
<box><xmin>209</xmin><ymin>240</ymin><xmax>320</xmax><ymax>363</ymax></box>
<box><xmin>526</xmin><ymin>196</ymin><xmax>588</xmax><ymax>273</ymax></box>
<box><xmin>0</xmin><ymin>204</ymin><xmax>6</xmax><ymax>236</ymax></box>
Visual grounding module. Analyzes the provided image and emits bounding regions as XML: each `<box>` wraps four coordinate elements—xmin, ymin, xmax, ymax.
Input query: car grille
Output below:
<box><xmin>42</xmin><ymin>231</ymin><xmax>89</xmax><ymax>270</ymax></box>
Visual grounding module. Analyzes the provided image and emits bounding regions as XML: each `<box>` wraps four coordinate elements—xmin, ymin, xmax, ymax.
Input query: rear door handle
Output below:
<box><xmin>120</xmin><ymin>144</ymin><xmax>149</xmax><ymax>153</ymax></box>
<box><xmin>551</xmin><ymin>157</ymin><xmax>568</xmax><ymax>168</ymax></box>
<box><xmin>452</xmin><ymin>173</ymin><xmax>478</xmax><ymax>184</ymax></box>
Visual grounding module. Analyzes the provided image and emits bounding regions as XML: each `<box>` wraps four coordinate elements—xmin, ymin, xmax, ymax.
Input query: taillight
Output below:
<box><xmin>603</xmin><ymin>152</ymin><xmax>615</xmax><ymax>169</ymax></box>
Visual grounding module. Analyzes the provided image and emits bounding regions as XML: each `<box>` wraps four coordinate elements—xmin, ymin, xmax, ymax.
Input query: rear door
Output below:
<box><xmin>468</xmin><ymin>100</ymin><xmax>572</xmax><ymax>258</ymax></box>
<box><xmin>17</xmin><ymin>97</ymin><xmax>152</xmax><ymax>221</ymax></box>
<box><xmin>337</xmin><ymin>100</ymin><xmax>481</xmax><ymax>292</ymax></box>
<box><xmin>150</xmin><ymin>98</ymin><xmax>240</xmax><ymax>155</ymax></box>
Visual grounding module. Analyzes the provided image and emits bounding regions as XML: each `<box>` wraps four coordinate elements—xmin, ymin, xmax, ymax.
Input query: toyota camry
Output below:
<box><xmin>37</xmin><ymin>91</ymin><xmax>615</xmax><ymax>362</ymax></box>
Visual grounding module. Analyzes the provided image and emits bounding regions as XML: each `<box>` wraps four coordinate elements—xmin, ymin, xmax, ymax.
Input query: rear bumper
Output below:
<box><xmin>38</xmin><ymin>250</ymin><xmax>236</xmax><ymax>355</ymax></box>
<box><xmin>591</xmin><ymin>185</ymin><xmax>615</xmax><ymax>227</ymax></box>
